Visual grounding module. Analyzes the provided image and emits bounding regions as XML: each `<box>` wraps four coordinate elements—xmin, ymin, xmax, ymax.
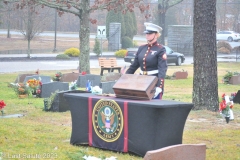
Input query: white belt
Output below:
<box><xmin>140</xmin><ymin>70</ymin><xmax>158</xmax><ymax>75</ymax></box>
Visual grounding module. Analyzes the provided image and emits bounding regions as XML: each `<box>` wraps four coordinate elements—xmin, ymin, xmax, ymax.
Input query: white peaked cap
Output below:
<box><xmin>143</xmin><ymin>22</ymin><xmax>162</xmax><ymax>34</ymax></box>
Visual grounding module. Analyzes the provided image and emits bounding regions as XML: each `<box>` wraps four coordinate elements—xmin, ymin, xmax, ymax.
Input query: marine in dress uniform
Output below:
<box><xmin>125</xmin><ymin>22</ymin><xmax>167</xmax><ymax>99</ymax></box>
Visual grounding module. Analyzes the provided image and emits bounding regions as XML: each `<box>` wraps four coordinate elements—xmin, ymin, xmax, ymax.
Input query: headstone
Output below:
<box><xmin>49</xmin><ymin>90</ymin><xmax>90</xmax><ymax>112</ymax></box>
<box><xmin>233</xmin><ymin>90</ymin><xmax>240</xmax><ymax>104</ymax></box>
<box><xmin>76</xmin><ymin>75</ymin><xmax>87</xmax><ymax>87</ymax></box>
<box><xmin>77</xmin><ymin>74</ymin><xmax>101</xmax><ymax>88</ymax></box>
<box><xmin>86</xmin><ymin>74</ymin><xmax>101</xmax><ymax>86</ymax></box>
<box><xmin>144</xmin><ymin>144</ymin><xmax>206</xmax><ymax>160</ymax></box>
<box><xmin>60</xmin><ymin>73</ymin><xmax>81</xmax><ymax>82</ymax></box>
<box><xmin>23</xmin><ymin>75</ymin><xmax>51</xmax><ymax>84</ymax></box>
<box><xmin>0</xmin><ymin>114</ymin><xmax>24</xmax><ymax>118</ymax></box>
<box><xmin>174</xmin><ymin>71</ymin><xmax>188</xmax><ymax>79</ymax></box>
<box><xmin>15</xmin><ymin>74</ymin><xmax>36</xmax><ymax>83</ymax></box>
<box><xmin>101</xmin><ymin>72</ymin><xmax>121</xmax><ymax>82</ymax></box>
<box><xmin>40</xmin><ymin>82</ymin><xmax>69</xmax><ymax>98</ymax></box>
<box><xmin>229</xmin><ymin>75</ymin><xmax>240</xmax><ymax>85</ymax></box>
<box><xmin>100</xmin><ymin>81</ymin><xmax>116</xmax><ymax>94</ymax></box>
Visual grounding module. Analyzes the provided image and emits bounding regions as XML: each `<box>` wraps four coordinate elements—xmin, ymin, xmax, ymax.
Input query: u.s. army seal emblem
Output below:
<box><xmin>92</xmin><ymin>99</ymin><xmax>123</xmax><ymax>142</ymax></box>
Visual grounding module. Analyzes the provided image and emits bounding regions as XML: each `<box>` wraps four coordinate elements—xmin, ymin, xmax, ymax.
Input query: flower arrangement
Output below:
<box><xmin>52</xmin><ymin>71</ymin><xmax>62</xmax><ymax>81</ymax></box>
<box><xmin>27</xmin><ymin>78</ymin><xmax>42</xmax><ymax>95</ymax></box>
<box><xmin>69</xmin><ymin>80</ymin><xmax>78</xmax><ymax>90</ymax></box>
<box><xmin>219</xmin><ymin>93</ymin><xmax>236</xmax><ymax>123</ymax></box>
<box><xmin>13</xmin><ymin>83</ymin><xmax>31</xmax><ymax>96</ymax></box>
<box><xmin>0</xmin><ymin>100</ymin><xmax>6</xmax><ymax>116</ymax></box>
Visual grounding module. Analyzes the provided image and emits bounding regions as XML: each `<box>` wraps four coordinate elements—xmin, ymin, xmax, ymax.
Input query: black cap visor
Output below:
<box><xmin>144</xmin><ymin>30</ymin><xmax>157</xmax><ymax>34</ymax></box>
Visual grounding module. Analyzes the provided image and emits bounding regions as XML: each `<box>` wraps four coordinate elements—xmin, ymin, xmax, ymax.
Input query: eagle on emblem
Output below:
<box><xmin>101</xmin><ymin>108</ymin><xmax>115</xmax><ymax>133</ymax></box>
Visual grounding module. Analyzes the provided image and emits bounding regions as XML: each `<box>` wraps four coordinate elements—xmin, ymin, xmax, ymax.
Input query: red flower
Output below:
<box><xmin>56</xmin><ymin>74</ymin><xmax>60</xmax><ymax>77</ymax></box>
<box><xmin>36</xmin><ymin>89</ymin><xmax>41</xmax><ymax>94</ymax></box>
<box><xmin>0</xmin><ymin>100</ymin><xmax>6</xmax><ymax>109</ymax></box>
<box><xmin>82</xmin><ymin>71</ymin><xmax>86</xmax><ymax>75</ymax></box>
<box><xmin>219</xmin><ymin>101</ymin><xmax>226</xmax><ymax>111</ymax></box>
<box><xmin>221</xmin><ymin>93</ymin><xmax>225</xmax><ymax>98</ymax></box>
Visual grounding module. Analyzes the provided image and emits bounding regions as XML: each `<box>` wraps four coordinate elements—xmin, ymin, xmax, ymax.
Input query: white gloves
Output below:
<box><xmin>154</xmin><ymin>87</ymin><xmax>162</xmax><ymax>98</ymax></box>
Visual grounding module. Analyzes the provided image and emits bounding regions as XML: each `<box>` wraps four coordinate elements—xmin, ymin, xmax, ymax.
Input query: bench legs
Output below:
<box><xmin>100</xmin><ymin>68</ymin><xmax>121</xmax><ymax>76</ymax></box>
<box><xmin>100</xmin><ymin>68</ymin><xmax>111</xmax><ymax>76</ymax></box>
<box><xmin>110</xmin><ymin>68</ymin><xmax>121</xmax><ymax>73</ymax></box>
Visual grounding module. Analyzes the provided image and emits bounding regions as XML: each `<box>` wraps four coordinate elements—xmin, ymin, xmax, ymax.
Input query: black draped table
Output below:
<box><xmin>64</xmin><ymin>93</ymin><xmax>193</xmax><ymax>157</ymax></box>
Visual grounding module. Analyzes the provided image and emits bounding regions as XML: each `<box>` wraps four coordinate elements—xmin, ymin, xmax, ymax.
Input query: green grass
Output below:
<box><xmin>0</xmin><ymin>63</ymin><xmax>240</xmax><ymax>160</ymax></box>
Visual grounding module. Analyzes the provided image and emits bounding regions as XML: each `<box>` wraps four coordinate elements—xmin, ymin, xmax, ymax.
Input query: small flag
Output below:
<box><xmin>86</xmin><ymin>80</ymin><xmax>92</xmax><ymax>92</ymax></box>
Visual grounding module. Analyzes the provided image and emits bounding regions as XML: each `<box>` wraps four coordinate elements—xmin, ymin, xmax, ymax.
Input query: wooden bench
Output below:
<box><xmin>98</xmin><ymin>57</ymin><xmax>121</xmax><ymax>76</ymax></box>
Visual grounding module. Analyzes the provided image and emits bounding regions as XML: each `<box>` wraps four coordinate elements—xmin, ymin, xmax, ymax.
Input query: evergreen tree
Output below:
<box><xmin>93</xmin><ymin>38</ymin><xmax>101</xmax><ymax>56</ymax></box>
<box><xmin>106</xmin><ymin>10</ymin><xmax>137</xmax><ymax>46</ymax></box>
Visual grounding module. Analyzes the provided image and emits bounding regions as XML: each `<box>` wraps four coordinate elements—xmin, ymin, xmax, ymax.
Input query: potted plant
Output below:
<box><xmin>13</xmin><ymin>83</ymin><xmax>31</xmax><ymax>98</ymax></box>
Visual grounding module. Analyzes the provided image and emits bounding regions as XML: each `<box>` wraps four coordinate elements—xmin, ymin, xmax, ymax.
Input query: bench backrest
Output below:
<box><xmin>98</xmin><ymin>57</ymin><xmax>118</xmax><ymax>67</ymax></box>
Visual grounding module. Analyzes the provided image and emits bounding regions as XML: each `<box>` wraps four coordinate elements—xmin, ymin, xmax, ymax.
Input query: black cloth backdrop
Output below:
<box><xmin>64</xmin><ymin>93</ymin><xmax>193</xmax><ymax>157</ymax></box>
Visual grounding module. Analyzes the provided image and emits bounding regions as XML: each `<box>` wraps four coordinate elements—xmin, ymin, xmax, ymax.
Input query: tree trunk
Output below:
<box><xmin>7</xmin><ymin>8</ymin><xmax>11</xmax><ymax>38</ymax></box>
<box><xmin>160</xmin><ymin>12</ymin><xmax>165</xmax><ymax>45</ymax></box>
<box><xmin>193</xmin><ymin>0</ymin><xmax>219</xmax><ymax>111</ymax></box>
<box><xmin>27</xmin><ymin>1</ymin><xmax>31</xmax><ymax>58</ymax></box>
<box><xmin>79</xmin><ymin>0</ymin><xmax>90</xmax><ymax>74</ymax></box>
<box><xmin>157</xmin><ymin>4</ymin><xmax>165</xmax><ymax>45</ymax></box>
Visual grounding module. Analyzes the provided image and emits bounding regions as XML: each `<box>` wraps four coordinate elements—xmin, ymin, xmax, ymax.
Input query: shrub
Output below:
<box><xmin>232</xmin><ymin>46</ymin><xmax>240</xmax><ymax>53</ymax></box>
<box><xmin>115</xmin><ymin>49</ymin><xmax>127</xmax><ymax>58</ymax></box>
<box><xmin>121</xmin><ymin>36</ymin><xmax>133</xmax><ymax>49</ymax></box>
<box><xmin>56</xmin><ymin>54</ymin><xmax>70</xmax><ymax>59</ymax></box>
<box><xmin>93</xmin><ymin>38</ymin><xmax>101</xmax><ymax>56</ymax></box>
<box><xmin>64</xmin><ymin>47</ymin><xmax>80</xmax><ymax>57</ymax></box>
<box><xmin>218</xmin><ymin>47</ymin><xmax>231</xmax><ymax>54</ymax></box>
<box><xmin>217</xmin><ymin>41</ymin><xmax>232</xmax><ymax>54</ymax></box>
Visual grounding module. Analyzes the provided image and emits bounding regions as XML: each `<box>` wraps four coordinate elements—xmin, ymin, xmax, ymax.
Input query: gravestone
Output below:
<box><xmin>101</xmin><ymin>72</ymin><xmax>121</xmax><ymax>82</ymax></box>
<box><xmin>229</xmin><ymin>75</ymin><xmax>240</xmax><ymax>85</ymax></box>
<box><xmin>0</xmin><ymin>114</ymin><xmax>24</xmax><ymax>118</ymax></box>
<box><xmin>100</xmin><ymin>81</ymin><xmax>116</xmax><ymax>94</ymax></box>
<box><xmin>60</xmin><ymin>73</ymin><xmax>81</xmax><ymax>82</ymax></box>
<box><xmin>49</xmin><ymin>90</ymin><xmax>90</xmax><ymax>112</ymax></box>
<box><xmin>15</xmin><ymin>74</ymin><xmax>36</xmax><ymax>83</ymax></box>
<box><xmin>144</xmin><ymin>144</ymin><xmax>206</xmax><ymax>160</ymax></box>
<box><xmin>77</xmin><ymin>74</ymin><xmax>101</xmax><ymax>88</ymax></box>
<box><xmin>233</xmin><ymin>90</ymin><xmax>240</xmax><ymax>104</ymax></box>
<box><xmin>23</xmin><ymin>75</ymin><xmax>51</xmax><ymax>84</ymax></box>
<box><xmin>40</xmin><ymin>82</ymin><xmax>69</xmax><ymax>98</ymax></box>
<box><xmin>76</xmin><ymin>75</ymin><xmax>87</xmax><ymax>87</ymax></box>
<box><xmin>174</xmin><ymin>71</ymin><xmax>188</xmax><ymax>79</ymax></box>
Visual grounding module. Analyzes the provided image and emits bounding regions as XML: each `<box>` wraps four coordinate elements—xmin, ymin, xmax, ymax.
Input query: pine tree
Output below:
<box><xmin>93</xmin><ymin>38</ymin><xmax>101</xmax><ymax>56</ymax></box>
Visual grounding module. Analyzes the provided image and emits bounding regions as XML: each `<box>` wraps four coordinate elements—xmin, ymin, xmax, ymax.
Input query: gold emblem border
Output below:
<box><xmin>92</xmin><ymin>99</ymin><xmax>124</xmax><ymax>142</ymax></box>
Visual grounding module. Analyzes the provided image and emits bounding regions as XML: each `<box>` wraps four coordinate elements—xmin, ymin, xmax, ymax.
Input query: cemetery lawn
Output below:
<box><xmin>0</xmin><ymin>63</ymin><xmax>240</xmax><ymax>160</ymax></box>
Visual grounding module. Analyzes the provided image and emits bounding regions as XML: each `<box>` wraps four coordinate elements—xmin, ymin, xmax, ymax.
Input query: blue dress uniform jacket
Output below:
<box><xmin>125</xmin><ymin>41</ymin><xmax>167</xmax><ymax>98</ymax></box>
